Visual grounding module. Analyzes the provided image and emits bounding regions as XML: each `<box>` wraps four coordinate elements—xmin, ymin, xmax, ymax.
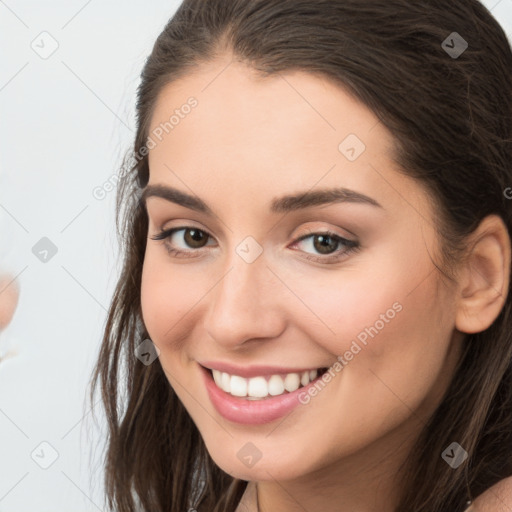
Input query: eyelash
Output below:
<box><xmin>150</xmin><ymin>226</ymin><xmax>360</xmax><ymax>264</ymax></box>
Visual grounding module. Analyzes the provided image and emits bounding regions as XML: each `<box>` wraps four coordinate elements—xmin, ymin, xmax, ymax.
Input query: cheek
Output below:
<box><xmin>289</xmin><ymin>260</ymin><xmax>417</xmax><ymax>358</ymax></box>
<box><xmin>292</xmin><ymin>243</ymin><xmax>454</xmax><ymax>386</ymax></box>
<box><xmin>140</xmin><ymin>250</ymin><xmax>197</xmax><ymax>345</ymax></box>
<box><xmin>140</xmin><ymin>253</ymin><xmax>199</xmax><ymax>399</ymax></box>
<box><xmin>140</xmin><ymin>250</ymin><xmax>222</xmax><ymax>377</ymax></box>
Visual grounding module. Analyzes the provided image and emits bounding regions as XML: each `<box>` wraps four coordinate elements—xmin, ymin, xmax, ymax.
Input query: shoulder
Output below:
<box><xmin>469</xmin><ymin>476</ymin><xmax>512</xmax><ymax>512</ymax></box>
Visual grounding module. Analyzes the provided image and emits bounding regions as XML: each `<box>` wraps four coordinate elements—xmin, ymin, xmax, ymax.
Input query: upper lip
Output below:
<box><xmin>199</xmin><ymin>361</ymin><xmax>327</xmax><ymax>378</ymax></box>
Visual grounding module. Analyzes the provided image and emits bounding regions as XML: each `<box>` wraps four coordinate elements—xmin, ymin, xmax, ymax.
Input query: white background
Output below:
<box><xmin>1</xmin><ymin>1</ymin><xmax>511</xmax><ymax>510</ymax></box>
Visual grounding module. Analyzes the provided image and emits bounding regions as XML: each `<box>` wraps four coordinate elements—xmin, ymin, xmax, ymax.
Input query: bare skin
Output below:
<box><xmin>469</xmin><ymin>476</ymin><xmax>512</xmax><ymax>512</ymax></box>
<box><xmin>0</xmin><ymin>273</ymin><xmax>19</xmax><ymax>363</ymax></box>
<box><xmin>140</xmin><ymin>53</ymin><xmax>511</xmax><ymax>512</ymax></box>
<box><xmin>0</xmin><ymin>274</ymin><xmax>18</xmax><ymax>330</ymax></box>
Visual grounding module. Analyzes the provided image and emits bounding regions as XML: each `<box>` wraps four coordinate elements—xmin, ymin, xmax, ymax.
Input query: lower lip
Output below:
<box><xmin>200</xmin><ymin>364</ymin><xmax>323</xmax><ymax>425</ymax></box>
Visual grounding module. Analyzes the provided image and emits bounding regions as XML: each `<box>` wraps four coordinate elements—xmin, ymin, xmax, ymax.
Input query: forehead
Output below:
<box><xmin>148</xmin><ymin>58</ymin><xmax>388</xmax><ymax>153</ymax></box>
<box><xmin>145</xmin><ymin>57</ymin><xmax>427</xmax><ymax>221</ymax></box>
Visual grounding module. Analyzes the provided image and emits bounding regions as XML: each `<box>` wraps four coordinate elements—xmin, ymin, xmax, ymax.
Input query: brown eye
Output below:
<box><xmin>291</xmin><ymin>230</ymin><xmax>360</xmax><ymax>264</ymax></box>
<box><xmin>312</xmin><ymin>234</ymin><xmax>339</xmax><ymax>255</ymax></box>
<box><xmin>150</xmin><ymin>226</ymin><xmax>360</xmax><ymax>264</ymax></box>
<box><xmin>150</xmin><ymin>226</ymin><xmax>215</xmax><ymax>258</ymax></box>
<box><xmin>183</xmin><ymin>228</ymin><xmax>209</xmax><ymax>248</ymax></box>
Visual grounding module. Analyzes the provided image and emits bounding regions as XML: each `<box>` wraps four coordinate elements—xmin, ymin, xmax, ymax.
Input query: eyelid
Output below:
<box><xmin>294</xmin><ymin>225</ymin><xmax>356</xmax><ymax>242</ymax></box>
<box><xmin>151</xmin><ymin>223</ymin><xmax>355</xmax><ymax>246</ymax></box>
<box><xmin>150</xmin><ymin>224</ymin><xmax>360</xmax><ymax>264</ymax></box>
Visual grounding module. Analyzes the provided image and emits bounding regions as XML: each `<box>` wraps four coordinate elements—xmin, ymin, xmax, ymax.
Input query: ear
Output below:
<box><xmin>455</xmin><ymin>215</ymin><xmax>511</xmax><ymax>334</ymax></box>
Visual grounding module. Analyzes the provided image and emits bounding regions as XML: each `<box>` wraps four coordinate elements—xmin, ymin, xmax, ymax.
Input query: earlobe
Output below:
<box><xmin>455</xmin><ymin>215</ymin><xmax>511</xmax><ymax>334</ymax></box>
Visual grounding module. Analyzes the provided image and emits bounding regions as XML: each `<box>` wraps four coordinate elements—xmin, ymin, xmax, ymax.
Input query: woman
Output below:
<box><xmin>90</xmin><ymin>1</ymin><xmax>512</xmax><ymax>510</ymax></box>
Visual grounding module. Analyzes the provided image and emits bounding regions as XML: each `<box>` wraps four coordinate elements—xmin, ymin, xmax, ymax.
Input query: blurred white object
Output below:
<box><xmin>0</xmin><ymin>273</ymin><xmax>19</xmax><ymax>331</ymax></box>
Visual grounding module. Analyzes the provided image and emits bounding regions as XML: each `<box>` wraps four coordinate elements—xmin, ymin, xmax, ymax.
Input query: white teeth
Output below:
<box><xmin>221</xmin><ymin>372</ymin><xmax>231</xmax><ymax>393</ymax></box>
<box><xmin>284</xmin><ymin>373</ymin><xmax>300</xmax><ymax>392</ymax></box>
<box><xmin>268</xmin><ymin>374</ymin><xmax>285</xmax><ymax>396</ymax></box>
<box><xmin>210</xmin><ymin>368</ymin><xmax>323</xmax><ymax>399</ymax></box>
<box><xmin>212</xmin><ymin>369</ymin><xmax>222</xmax><ymax>388</ymax></box>
<box><xmin>247</xmin><ymin>376</ymin><xmax>268</xmax><ymax>398</ymax></box>
<box><xmin>230</xmin><ymin>375</ymin><xmax>248</xmax><ymax>397</ymax></box>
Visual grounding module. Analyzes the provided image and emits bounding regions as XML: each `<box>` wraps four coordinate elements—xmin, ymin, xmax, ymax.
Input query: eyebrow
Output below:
<box><xmin>141</xmin><ymin>184</ymin><xmax>383</xmax><ymax>215</ymax></box>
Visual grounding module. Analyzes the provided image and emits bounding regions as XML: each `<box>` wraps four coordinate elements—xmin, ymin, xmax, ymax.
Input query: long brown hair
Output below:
<box><xmin>89</xmin><ymin>1</ymin><xmax>512</xmax><ymax>510</ymax></box>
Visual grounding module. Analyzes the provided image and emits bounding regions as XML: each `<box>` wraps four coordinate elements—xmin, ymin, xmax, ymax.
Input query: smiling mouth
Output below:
<box><xmin>206</xmin><ymin>367</ymin><xmax>329</xmax><ymax>400</ymax></box>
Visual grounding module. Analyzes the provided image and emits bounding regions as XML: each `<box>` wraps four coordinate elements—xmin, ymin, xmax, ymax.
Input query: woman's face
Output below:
<box><xmin>140</xmin><ymin>55</ymin><xmax>465</xmax><ymax>482</ymax></box>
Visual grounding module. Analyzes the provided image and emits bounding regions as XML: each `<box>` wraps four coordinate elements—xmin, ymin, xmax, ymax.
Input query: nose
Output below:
<box><xmin>204</xmin><ymin>246</ymin><xmax>287</xmax><ymax>349</ymax></box>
